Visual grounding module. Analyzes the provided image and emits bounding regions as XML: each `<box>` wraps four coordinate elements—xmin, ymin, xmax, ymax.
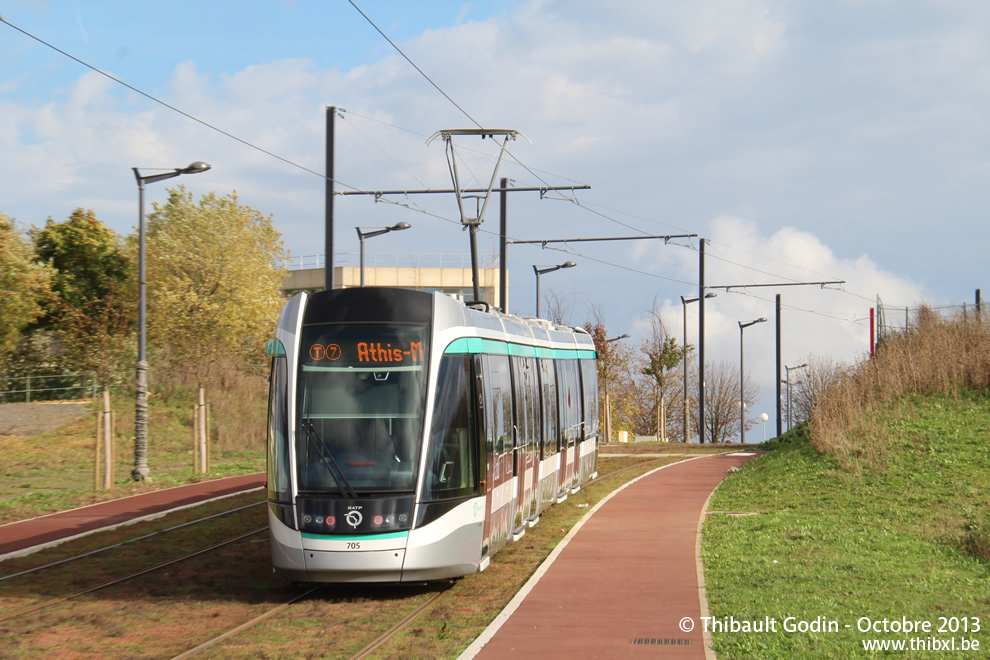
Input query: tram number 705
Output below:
<box><xmin>346</xmin><ymin>542</ymin><xmax>361</xmax><ymax>550</ymax></box>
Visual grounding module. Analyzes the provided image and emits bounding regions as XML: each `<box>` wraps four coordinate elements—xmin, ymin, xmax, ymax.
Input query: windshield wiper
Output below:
<box><xmin>301</xmin><ymin>421</ymin><xmax>358</xmax><ymax>499</ymax></box>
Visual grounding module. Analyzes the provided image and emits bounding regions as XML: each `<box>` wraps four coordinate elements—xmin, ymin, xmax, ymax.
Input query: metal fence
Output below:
<box><xmin>876</xmin><ymin>291</ymin><xmax>984</xmax><ymax>348</ymax></box>
<box><xmin>0</xmin><ymin>373</ymin><xmax>127</xmax><ymax>403</ymax></box>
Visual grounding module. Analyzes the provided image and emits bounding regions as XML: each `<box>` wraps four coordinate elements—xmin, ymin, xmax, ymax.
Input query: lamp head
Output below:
<box><xmin>180</xmin><ymin>161</ymin><xmax>211</xmax><ymax>174</ymax></box>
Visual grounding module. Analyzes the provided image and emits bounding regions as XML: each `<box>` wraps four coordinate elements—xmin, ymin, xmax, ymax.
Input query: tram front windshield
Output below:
<box><xmin>296</xmin><ymin>323</ymin><xmax>428</xmax><ymax>494</ymax></box>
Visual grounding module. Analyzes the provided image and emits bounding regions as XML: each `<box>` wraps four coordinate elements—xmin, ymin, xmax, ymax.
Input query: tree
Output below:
<box><xmin>30</xmin><ymin>209</ymin><xmax>135</xmax><ymax>385</ymax></box>
<box><xmin>702</xmin><ymin>361</ymin><xmax>759</xmax><ymax>443</ymax></box>
<box><xmin>790</xmin><ymin>355</ymin><xmax>847</xmax><ymax>426</ymax></box>
<box><xmin>544</xmin><ymin>289</ymin><xmax>576</xmax><ymax>326</ymax></box>
<box><xmin>639</xmin><ymin>298</ymin><xmax>686</xmax><ymax>441</ymax></box>
<box><xmin>584</xmin><ymin>305</ymin><xmax>634</xmax><ymax>442</ymax></box>
<box><xmin>0</xmin><ymin>212</ymin><xmax>51</xmax><ymax>360</ymax></box>
<box><xmin>145</xmin><ymin>186</ymin><xmax>288</xmax><ymax>376</ymax></box>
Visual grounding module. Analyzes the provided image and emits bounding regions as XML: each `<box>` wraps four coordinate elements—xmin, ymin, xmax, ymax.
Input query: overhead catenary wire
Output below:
<box><xmin>4</xmin><ymin>12</ymin><xmax>894</xmax><ymax>314</ymax></box>
<box><xmin>0</xmin><ymin>16</ymin><xmax>361</xmax><ymax>190</ymax></box>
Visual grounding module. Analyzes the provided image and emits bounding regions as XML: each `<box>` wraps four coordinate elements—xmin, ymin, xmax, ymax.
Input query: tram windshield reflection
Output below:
<box><xmin>296</xmin><ymin>323</ymin><xmax>428</xmax><ymax>494</ymax></box>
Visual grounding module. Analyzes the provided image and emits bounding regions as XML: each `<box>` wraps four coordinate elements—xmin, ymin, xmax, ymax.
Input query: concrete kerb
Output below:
<box><xmin>0</xmin><ymin>486</ymin><xmax>264</xmax><ymax>563</ymax></box>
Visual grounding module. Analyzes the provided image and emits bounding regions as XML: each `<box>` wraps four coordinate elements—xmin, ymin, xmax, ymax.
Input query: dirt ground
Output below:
<box><xmin>0</xmin><ymin>401</ymin><xmax>91</xmax><ymax>436</ymax></box>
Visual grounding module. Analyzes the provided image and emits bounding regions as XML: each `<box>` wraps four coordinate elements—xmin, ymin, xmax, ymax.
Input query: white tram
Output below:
<box><xmin>265</xmin><ymin>287</ymin><xmax>599</xmax><ymax>582</ymax></box>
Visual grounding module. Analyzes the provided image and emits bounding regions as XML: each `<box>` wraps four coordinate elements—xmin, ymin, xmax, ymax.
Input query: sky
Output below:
<box><xmin>3</xmin><ymin>0</ymin><xmax>989</xmax><ymax>437</ymax></box>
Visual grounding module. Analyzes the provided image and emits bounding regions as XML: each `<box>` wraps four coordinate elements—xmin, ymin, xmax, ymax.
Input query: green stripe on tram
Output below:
<box><xmin>444</xmin><ymin>337</ymin><xmax>595</xmax><ymax>360</ymax></box>
<box><xmin>302</xmin><ymin>531</ymin><xmax>410</xmax><ymax>541</ymax></box>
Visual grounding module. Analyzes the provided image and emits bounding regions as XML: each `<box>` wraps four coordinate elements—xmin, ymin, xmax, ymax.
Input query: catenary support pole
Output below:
<box><xmin>325</xmin><ymin>106</ymin><xmax>336</xmax><ymax>291</ymax></box>
<box><xmin>500</xmin><ymin>177</ymin><xmax>508</xmax><ymax>313</ymax></box>
<box><xmin>698</xmin><ymin>239</ymin><xmax>706</xmax><ymax>443</ymax></box>
<box><xmin>776</xmin><ymin>294</ymin><xmax>782</xmax><ymax>438</ymax></box>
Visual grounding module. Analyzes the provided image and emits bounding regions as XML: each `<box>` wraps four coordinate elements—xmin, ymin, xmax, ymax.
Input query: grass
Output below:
<box><xmin>702</xmin><ymin>392</ymin><xmax>990</xmax><ymax>658</ymax></box>
<box><xmin>0</xmin><ymin>384</ymin><xmax>267</xmax><ymax>526</ymax></box>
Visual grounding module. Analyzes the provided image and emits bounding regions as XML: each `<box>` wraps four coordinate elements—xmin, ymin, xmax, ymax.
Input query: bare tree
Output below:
<box><xmin>790</xmin><ymin>355</ymin><xmax>848</xmax><ymax>426</ymax></box>
<box><xmin>544</xmin><ymin>289</ymin><xmax>576</xmax><ymax>326</ymax></box>
<box><xmin>702</xmin><ymin>361</ymin><xmax>759</xmax><ymax>443</ymax></box>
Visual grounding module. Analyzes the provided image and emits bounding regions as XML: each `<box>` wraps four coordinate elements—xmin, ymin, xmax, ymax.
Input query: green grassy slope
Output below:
<box><xmin>702</xmin><ymin>392</ymin><xmax>990</xmax><ymax>657</ymax></box>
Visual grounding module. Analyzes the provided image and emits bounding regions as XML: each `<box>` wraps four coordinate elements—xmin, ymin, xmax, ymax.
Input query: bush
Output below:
<box><xmin>809</xmin><ymin>310</ymin><xmax>990</xmax><ymax>469</ymax></box>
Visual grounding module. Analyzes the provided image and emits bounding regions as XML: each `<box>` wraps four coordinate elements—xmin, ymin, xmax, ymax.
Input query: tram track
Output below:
<box><xmin>0</xmin><ymin>456</ymin><xmax>675</xmax><ymax>658</ymax></box>
<box><xmin>0</xmin><ymin>527</ymin><xmax>267</xmax><ymax>624</ymax></box>
<box><xmin>162</xmin><ymin>456</ymin><xmax>669</xmax><ymax>659</ymax></box>
<box><xmin>0</xmin><ymin>500</ymin><xmax>266</xmax><ymax>584</ymax></box>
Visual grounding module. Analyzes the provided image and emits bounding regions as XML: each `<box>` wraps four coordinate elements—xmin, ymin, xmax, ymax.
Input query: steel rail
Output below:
<box><xmin>349</xmin><ymin>582</ymin><xmax>455</xmax><ymax>660</ymax></box>
<box><xmin>0</xmin><ymin>527</ymin><xmax>266</xmax><ymax>623</ymax></box>
<box><xmin>0</xmin><ymin>500</ymin><xmax>265</xmax><ymax>583</ymax></box>
<box><xmin>170</xmin><ymin>586</ymin><xmax>324</xmax><ymax>660</ymax></box>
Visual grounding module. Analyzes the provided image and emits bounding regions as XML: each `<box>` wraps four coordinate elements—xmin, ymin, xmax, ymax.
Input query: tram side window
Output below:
<box><xmin>484</xmin><ymin>354</ymin><xmax>514</xmax><ymax>453</ymax></box>
<box><xmin>425</xmin><ymin>354</ymin><xmax>479</xmax><ymax>500</ymax></box>
<box><xmin>511</xmin><ymin>356</ymin><xmax>539</xmax><ymax>451</ymax></box>
<box><xmin>580</xmin><ymin>358</ymin><xmax>600</xmax><ymax>439</ymax></box>
<box><xmin>556</xmin><ymin>360</ymin><xmax>580</xmax><ymax>447</ymax></box>
<box><xmin>538</xmin><ymin>358</ymin><xmax>558</xmax><ymax>458</ymax></box>
<box><xmin>267</xmin><ymin>354</ymin><xmax>291</xmax><ymax>503</ymax></box>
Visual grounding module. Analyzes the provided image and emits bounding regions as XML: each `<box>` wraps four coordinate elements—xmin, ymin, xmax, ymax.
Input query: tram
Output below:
<box><xmin>265</xmin><ymin>287</ymin><xmax>599</xmax><ymax>582</ymax></box>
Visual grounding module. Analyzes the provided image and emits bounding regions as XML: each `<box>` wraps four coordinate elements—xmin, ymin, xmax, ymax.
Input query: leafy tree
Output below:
<box><xmin>30</xmin><ymin>209</ymin><xmax>135</xmax><ymax>385</ymax></box>
<box><xmin>584</xmin><ymin>306</ymin><xmax>634</xmax><ymax>442</ymax></box>
<box><xmin>145</xmin><ymin>186</ymin><xmax>288</xmax><ymax>378</ymax></box>
<box><xmin>638</xmin><ymin>299</ymin><xmax>686</xmax><ymax>441</ymax></box>
<box><xmin>0</xmin><ymin>212</ymin><xmax>51</xmax><ymax>360</ymax></box>
<box><xmin>31</xmin><ymin>209</ymin><xmax>131</xmax><ymax>328</ymax></box>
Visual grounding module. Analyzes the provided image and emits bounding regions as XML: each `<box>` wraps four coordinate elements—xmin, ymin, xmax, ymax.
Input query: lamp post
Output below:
<box><xmin>785</xmin><ymin>362</ymin><xmax>808</xmax><ymax>430</ymax></box>
<box><xmin>355</xmin><ymin>222</ymin><xmax>411</xmax><ymax>286</ymax></box>
<box><xmin>681</xmin><ymin>293</ymin><xmax>716</xmax><ymax>443</ymax></box>
<box><xmin>738</xmin><ymin>317</ymin><xmax>767</xmax><ymax>444</ymax></box>
<box><xmin>131</xmin><ymin>161</ymin><xmax>211</xmax><ymax>481</ymax></box>
<box><xmin>602</xmin><ymin>333</ymin><xmax>630</xmax><ymax>444</ymax></box>
<box><xmin>533</xmin><ymin>261</ymin><xmax>576</xmax><ymax>318</ymax></box>
<box><xmin>760</xmin><ymin>412</ymin><xmax>769</xmax><ymax>442</ymax></box>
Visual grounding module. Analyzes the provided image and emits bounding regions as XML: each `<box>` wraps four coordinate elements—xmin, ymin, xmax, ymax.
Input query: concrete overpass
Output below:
<box><xmin>282</xmin><ymin>253</ymin><xmax>503</xmax><ymax>307</ymax></box>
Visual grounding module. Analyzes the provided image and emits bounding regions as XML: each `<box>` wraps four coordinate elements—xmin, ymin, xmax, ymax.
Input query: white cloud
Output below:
<box><xmin>634</xmin><ymin>215</ymin><xmax>924</xmax><ymax>414</ymax></box>
<box><xmin>1</xmin><ymin>0</ymin><xmax>986</xmax><ymax>414</ymax></box>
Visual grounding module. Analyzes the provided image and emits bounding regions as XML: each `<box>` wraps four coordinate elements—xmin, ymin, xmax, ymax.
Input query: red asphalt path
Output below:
<box><xmin>0</xmin><ymin>473</ymin><xmax>265</xmax><ymax>560</ymax></box>
<box><xmin>463</xmin><ymin>452</ymin><xmax>761</xmax><ymax>659</ymax></box>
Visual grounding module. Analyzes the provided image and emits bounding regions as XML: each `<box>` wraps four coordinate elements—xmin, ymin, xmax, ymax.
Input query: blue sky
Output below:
<box><xmin>3</xmin><ymin>1</ymin><xmax>989</xmax><ymax>434</ymax></box>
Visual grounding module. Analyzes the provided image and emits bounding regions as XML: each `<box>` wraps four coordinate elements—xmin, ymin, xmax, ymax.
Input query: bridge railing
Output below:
<box><xmin>286</xmin><ymin>253</ymin><xmax>480</xmax><ymax>271</ymax></box>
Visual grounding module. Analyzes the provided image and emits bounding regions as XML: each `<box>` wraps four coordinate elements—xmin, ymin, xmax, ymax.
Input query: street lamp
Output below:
<box><xmin>760</xmin><ymin>412</ymin><xmax>769</xmax><ymax>442</ymax></box>
<box><xmin>355</xmin><ymin>222</ymin><xmax>411</xmax><ymax>286</ymax></box>
<box><xmin>681</xmin><ymin>293</ymin><xmax>716</xmax><ymax>443</ymax></box>
<box><xmin>533</xmin><ymin>261</ymin><xmax>576</xmax><ymax>318</ymax></box>
<box><xmin>785</xmin><ymin>362</ymin><xmax>809</xmax><ymax>430</ymax></box>
<box><xmin>602</xmin><ymin>334</ymin><xmax>630</xmax><ymax>444</ymax></box>
<box><xmin>131</xmin><ymin>161</ymin><xmax>211</xmax><ymax>481</ymax></box>
<box><xmin>738</xmin><ymin>317</ymin><xmax>767</xmax><ymax>444</ymax></box>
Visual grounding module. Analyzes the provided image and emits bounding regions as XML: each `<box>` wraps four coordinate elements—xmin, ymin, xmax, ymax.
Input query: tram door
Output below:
<box><xmin>511</xmin><ymin>356</ymin><xmax>539</xmax><ymax>533</ymax></box>
<box><xmin>556</xmin><ymin>360</ymin><xmax>580</xmax><ymax>494</ymax></box>
<box><xmin>481</xmin><ymin>354</ymin><xmax>514</xmax><ymax>557</ymax></box>
<box><xmin>475</xmin><ymin>355</ymin><xmax>493</xmax><ymax>558</ymax></box>
<box><xmin>537</xmin><ymin>358</ymin><xmax>559</xmax><ymax>513</ymax></box>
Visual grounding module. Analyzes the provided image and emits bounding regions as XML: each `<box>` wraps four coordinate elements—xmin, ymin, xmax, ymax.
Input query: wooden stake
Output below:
<box><xmin>205</xmin><ymin>402</ymin><xmax>211</xmax><ymax>473</ymax></box>
<box><xmin>95</xmin><ymin>412</ymin><xmax>102</xmax><ymax>491</ymax></box>
<box><xmin>102</xmin><ymin>386</ymin><xmax>113</xmax><ymax>490</ymax></box>
<box><xmin>198</xmin><ymin>386</ymin><xmax>207</xmax><ymax>474</ymax></box>
<box><xmin>192</xmin><ymin>404</ymin><xmax>199</xmax><ymax>474</ymax></box>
